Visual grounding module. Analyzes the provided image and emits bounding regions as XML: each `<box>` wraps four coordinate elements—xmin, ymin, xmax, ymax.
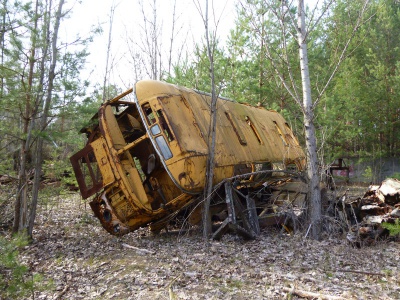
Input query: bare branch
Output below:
<box><xmin>306</xmin><ymin>0</ymin><xmax>335</xmax><ymax>37</ymax></box>
<box><xmin>313</xmin><ymin>0</ymin><xmax>371</xmax><ymax>109</ymax></box>
<box><xmin>167</xmin><ymin>0</ymin><xmax>177</xmax><ymax>76</ymax></box>
<box><xmin>239</xmin><ymin>0</ymin><xmax>302</xmax><ymax>109</ymax></box>
<box><xmin>265</xmin><ymin>44</ymin><xmax>303</xmax><ymax>111</ymax></box>
<box><xmin>192</xmin><ymin>0</ymin><xmax>205</xmax><ymax>24</ymax></box>
<box><xmin>102</xmin><ymin>0</ymin><xmax>117</xmax><ymax>102</ymax></box>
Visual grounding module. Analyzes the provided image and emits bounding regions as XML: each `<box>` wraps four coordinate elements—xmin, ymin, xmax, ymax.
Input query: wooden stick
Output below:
<box><xmin>53</xmin><ymin>285</ymin><xmax>69</xmax><ymax>300</ymax></box>
<box><xmin>121</xmin><ymin>243</ymin><xmax>156</xmax><ymax>254</ymax></box>
<box><xmin>283</xmin><ymin>287</ymin><xmax>346</xmax><ymax>300</ymax></box>
<box><xmin>168</xmin><ymin>275</ymin><xmax>181</xmax><ymax>300</ymax></box>
<box><xmin>336</xmin><ymin>269</ymin><xmax>385</xmax><ymax>276</ymax></box>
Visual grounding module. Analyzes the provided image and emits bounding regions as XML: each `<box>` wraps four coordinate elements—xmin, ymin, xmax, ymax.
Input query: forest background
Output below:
<box><xmin>0</xmin><ymin>0</ymin><xmax>399</xmax><ymax>235</ymax></box>
<box><xmin>1</xmin><ymin>1</ymin><xmax>400</xmax><ymax>298</ymax></box>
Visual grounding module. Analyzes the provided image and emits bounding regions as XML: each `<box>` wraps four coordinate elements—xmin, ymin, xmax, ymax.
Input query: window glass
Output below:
<box><xmin>151</xmin><ymin>124</ymin><xmax>161</xmax><ymax>135</ymax></box>
<box><xmin>155</xmin><ymin>136</ymin><xmax>173</xmax><ymax>160</ymax></box>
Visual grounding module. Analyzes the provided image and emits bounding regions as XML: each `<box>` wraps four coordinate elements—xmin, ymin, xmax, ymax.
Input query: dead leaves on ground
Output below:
<box><xmin>18</xmin><ymin>194</ymin><xmax>400</xmax><ymax>299</ymax></box>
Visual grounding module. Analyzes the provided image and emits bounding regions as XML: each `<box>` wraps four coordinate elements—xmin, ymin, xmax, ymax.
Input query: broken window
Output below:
<box><xmin>252</xmin><ymin>162</ymin><xmax>272</xmax><ymax>182</ymax></box>
<box><xmin>284</xmin><ymin>123</ymin><xmax>299</xmax><ymax>146</ymax></box>
<box><xmin>70</xmin><ymin>145</ymin><xmax>103</xmax><ymax>199</ymax></box>
<box><xmin>274</xmin><ymin>121</ymin><xmax>288</xmax><ymax>146</ymax></box>
<box><xmin>156</xmin><ymin>109</ymin><xmax>174</xmax><ymax>142</ymax></box>
<box><xmin>79</xmin><ymin>158</ymin><xmax>99</xmax><ymax>189</ymax></box>
<box><xmin>225</xmin><ymin>112</ymin><xmax>247</xmax><ymax>145</ymax></box>
<box><xmin>142</xmin><ymin>104</ymin><xmax>174</xmax><ymax>160</ymax></box>
<box><xmin>246</xmin><ymin>116</ymin><xmax>263</xmax><ymax>144</ymax></box>
<box><xmin>286</xmin><ymin>163</ymin><xmax>298</xmax><ymax>171</ymax></box>
<box><xmin>133</xmin><ymin>157</ymin><xmax>146</xmax><ymax>181</ymax></box>
<box><xmin>142</xmin><ymin>103</ymin><xmax>156</xmax><ymax>125</ymax></box>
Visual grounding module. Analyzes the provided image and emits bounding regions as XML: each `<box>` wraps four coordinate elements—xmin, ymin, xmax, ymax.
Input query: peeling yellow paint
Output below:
<box><xmin>70</xmin><ymin>80</ymin><xmax>306</xmax><ymax>236</ymax></box>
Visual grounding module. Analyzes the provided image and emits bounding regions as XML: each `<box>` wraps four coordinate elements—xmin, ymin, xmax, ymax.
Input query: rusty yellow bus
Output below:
<box><xmin>70</xmin><ymin>80</ymin><xmax>305</xmax><ymax>236</ymax></box>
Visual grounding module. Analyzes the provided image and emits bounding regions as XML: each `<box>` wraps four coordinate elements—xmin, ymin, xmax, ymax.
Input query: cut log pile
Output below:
<box><xmin>345</xmin><ymin>178</ymin><xmax>400</xmax><ymax>245</ymax></box>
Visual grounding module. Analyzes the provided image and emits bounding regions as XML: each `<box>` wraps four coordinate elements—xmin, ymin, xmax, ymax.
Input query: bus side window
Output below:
<box><xmin>142</xmin><ymin>103</ymin><xmax>156</xmax><ymax>125</ymax></box>
<box><xmin>156</xmin><ymin>109</ymin><xmax>174</xmax><ymax>142</ymax></box>
<box><xmin>273</xmin><ymin>121</ymin><xmax>288</xmax><ymax>146</ymax></box>
<box><xmin>225</xmin><ymin>112</ymin><xmax>247</xmax><ymax>145</ymax></box>
<box><xmin>245</xmin><ymin>116</ymin><xmax>263</xmax><ymax>145</ymax></box>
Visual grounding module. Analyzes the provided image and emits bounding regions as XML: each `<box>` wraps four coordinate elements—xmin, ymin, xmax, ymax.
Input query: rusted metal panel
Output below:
<box><xmin>69</xmin><ymin>144</ymin><xmax>103</xmax><ymax>199</ymax></box>
<box><xmin>70</xmin><ymin>80</ymin><xmax>306</xmax><ymax>236</ymax></box>
<box><xmin>91</xmin><ymin>138</ymin><xmax>114</xmax><ymax>187</ymax></box>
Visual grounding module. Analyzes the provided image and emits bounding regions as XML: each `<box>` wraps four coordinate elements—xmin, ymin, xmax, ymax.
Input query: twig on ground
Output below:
<box><xmin>336</xmin><ymin>269</ymin><xmax>385</xmax><ymax>276</ymax></box>
<box><xmin>167</xmin><ymin>275</ymin><xmax>181</xmax><ymax>300</ymax></box>
<box><xmin>283</xmin><ymin>286</ymin><xmax>346</xmax><ymax>300</ymax></box>
<box><xmin>53</xmin><ymin>285</ymin><xmax>69</xmax><ymax>300</ymax></box>
<box><xmin>121</xmin><ymin>242</ymin><xmax>156</xmax><ymax>254</ymax></box>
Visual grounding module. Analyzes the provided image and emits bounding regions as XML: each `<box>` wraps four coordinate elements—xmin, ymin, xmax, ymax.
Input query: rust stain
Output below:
<box><xmin>70</xmin><ymin>80</ymin><xmax>306</xmax><ymax>237</ymax></box>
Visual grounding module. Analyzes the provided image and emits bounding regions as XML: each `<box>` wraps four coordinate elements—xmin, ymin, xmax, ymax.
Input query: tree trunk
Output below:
<box><xmin>0</xmin><ymin>0</ymin><xmax>7</xmax><ymax>98</ymax></box>
<box><xmin>13</xmin><ymin>0</ymin><xmax>40</xmax><ymax>234</ymax></box>
<box><xmin>202</xmin><ymin>0</ymin><xmax>218</xmax><ymax>240</ymax></box>
<box><xmin>297</xmin><ymin>0</ymin><xmax>321</xmax><ymax>239</ymax></box>
<box><xmin>28</xmin><ymin>0</ymin><xmax>65</xmax><ymax>238</ymax></box>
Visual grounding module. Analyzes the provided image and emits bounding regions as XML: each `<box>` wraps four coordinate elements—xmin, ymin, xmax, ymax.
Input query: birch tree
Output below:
<box><xmin>297</xmin><ymin>0</ymin><xmax>321</xmax><ymax>239</ymax></box>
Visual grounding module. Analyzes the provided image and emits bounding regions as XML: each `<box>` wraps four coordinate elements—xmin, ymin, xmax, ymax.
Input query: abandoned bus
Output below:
<box><xmin>70</xmin><ymin>80</ymin><xmax>306</xmax><ymax>236</ymax></box>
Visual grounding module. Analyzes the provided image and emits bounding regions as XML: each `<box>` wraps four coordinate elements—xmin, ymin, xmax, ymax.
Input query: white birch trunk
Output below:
<box><xmin>298</xmin><ymin>0</ymin><xmax>321</xmax><ymax>239</ymax></box>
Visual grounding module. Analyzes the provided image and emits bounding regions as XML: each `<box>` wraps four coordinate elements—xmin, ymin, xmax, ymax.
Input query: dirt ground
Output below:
<box><xmin>15</xmin><ymin>192</ymin><xmax>400</xmax><ymax>300</ymax></box>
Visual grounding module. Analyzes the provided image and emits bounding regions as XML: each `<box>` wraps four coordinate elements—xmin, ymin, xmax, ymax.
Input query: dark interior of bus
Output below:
<box><xmin>105</xmin><ymin>102</ymin><xmax>182</xmax><ymax>211</ymax></box>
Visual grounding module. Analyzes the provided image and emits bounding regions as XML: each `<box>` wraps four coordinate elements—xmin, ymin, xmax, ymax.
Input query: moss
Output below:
<box><xmin>381</xmin><ymin>219</ymin><xmax>400</xmax><ymax>236</ymax></box>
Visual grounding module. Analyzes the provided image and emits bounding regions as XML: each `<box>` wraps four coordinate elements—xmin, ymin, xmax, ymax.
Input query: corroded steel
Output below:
<box><xmin>70</xmin><ymin>80</ymin><xmax>306</xmax><ymax>236</ymax></box>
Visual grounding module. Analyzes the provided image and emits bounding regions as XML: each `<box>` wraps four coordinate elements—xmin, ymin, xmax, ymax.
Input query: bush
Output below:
<box><xmin>381</xmin><ymin>219</ymin><xmax>400</xmax><ymax>237</ymax></box>
<box><xmin>0</xmin><ymin>233</ymin><xmax>42</xmax><ymax>299</ymax></box>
